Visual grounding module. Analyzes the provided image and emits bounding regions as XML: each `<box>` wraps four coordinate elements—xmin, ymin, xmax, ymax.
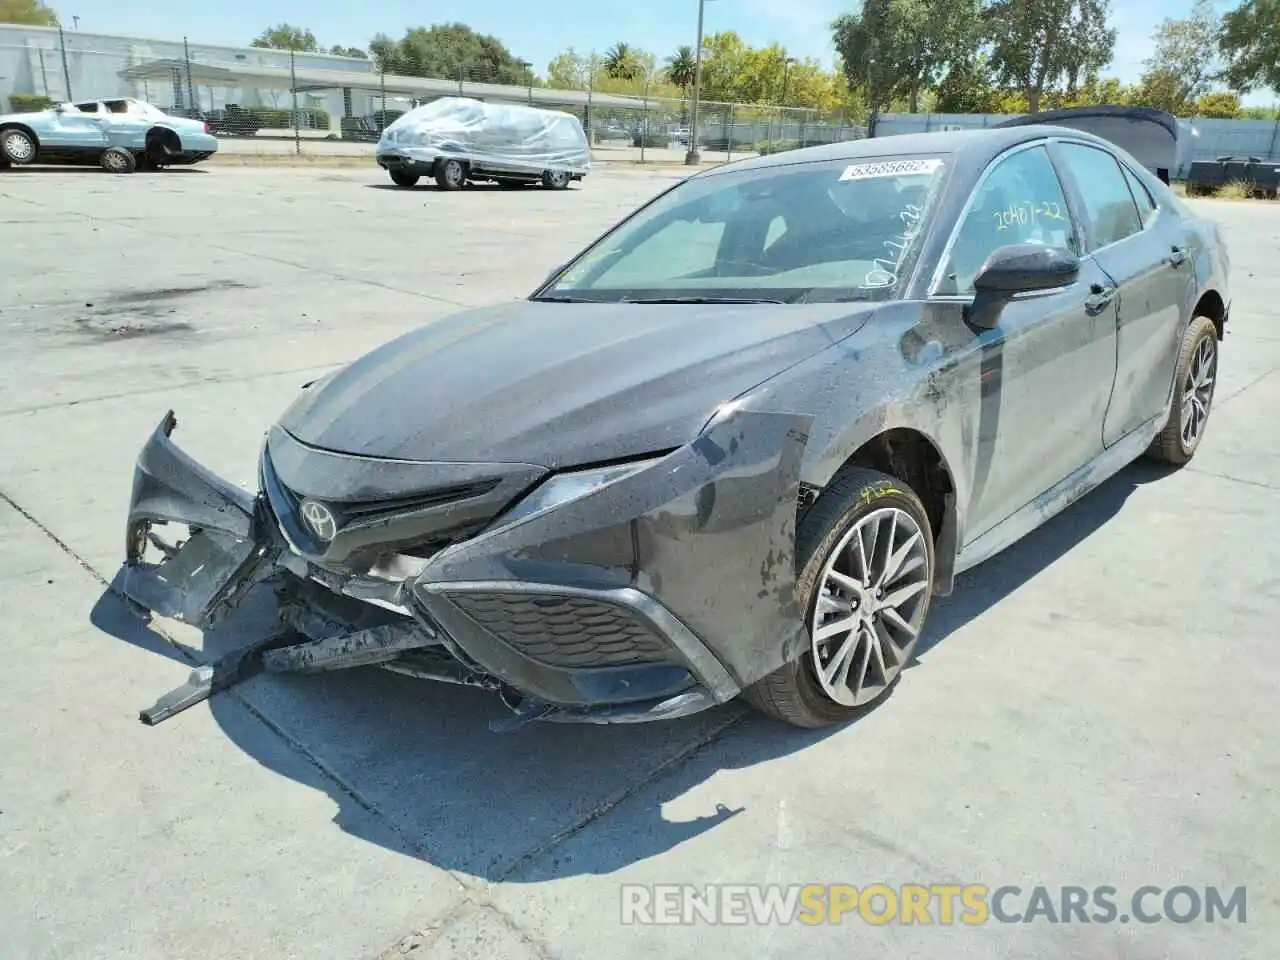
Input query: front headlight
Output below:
<box><xmin>496</xmin><ymin>457</ymin><xmax>666</xmax><ymax>528</ymax></box>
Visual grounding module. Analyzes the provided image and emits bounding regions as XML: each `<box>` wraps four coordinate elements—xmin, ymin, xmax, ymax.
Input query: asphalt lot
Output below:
<box><xmin>0</xmin><ymin>164</ymin><xmax>1277</xmax><ymax>960</ymax></box>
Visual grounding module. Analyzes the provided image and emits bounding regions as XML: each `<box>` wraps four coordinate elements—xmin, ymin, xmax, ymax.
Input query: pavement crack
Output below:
<box><xmin>1184</xmin><ymin>467</ymin><xmax>1279</xmax><ymax>491</ymax></box>
<box><xmin>495</xmin><ymin>709</ymin><xmax>749</xmax><ymax>883</ymax></box>
<box><xmin>0</xmin><ymin>486</ymin><xmax>443</xmax><ymax>877</ymax></box>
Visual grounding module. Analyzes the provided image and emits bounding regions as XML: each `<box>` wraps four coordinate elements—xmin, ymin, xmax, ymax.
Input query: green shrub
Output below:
<box><xmin>632</xmin><ymin>132</ymin><xmax>671</xmax><ymax>148</ymax></box>
<box><xmin>8</xmin><ymin>94</ymin><xmax>55</xmax><ymax>114</ymax></box>
<box><xmin>754</xmin><ymin>139</ymin><xmax>802</xmax><ymax>155</ymax></box>
<box><xmin>238</xmin><ymin>105</ymin><xmax>332</xmax><ymax>129</ymax></box>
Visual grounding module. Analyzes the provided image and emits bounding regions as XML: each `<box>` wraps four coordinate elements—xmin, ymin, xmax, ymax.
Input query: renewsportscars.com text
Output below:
<box><xmin>620</xmin><ymin>884</ymin><xmax>1247</xmax><ymax>926</ymax></box>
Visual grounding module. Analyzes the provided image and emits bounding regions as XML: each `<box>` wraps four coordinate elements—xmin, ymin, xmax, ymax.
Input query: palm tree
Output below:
<box><xmin>603</xmin><ymin>42</ymin><xmax>641</xmax><ymax>80</ymax></box>
<box><xmin>665</xmin><ymin>45</ymin><xmax>697</xmax><ymax>125</ymax></box>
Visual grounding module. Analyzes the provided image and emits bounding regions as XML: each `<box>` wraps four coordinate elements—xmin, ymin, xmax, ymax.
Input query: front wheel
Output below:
<box><xmin>435</xmin><ymin>158</ymin><xmax>465</xmax><ymax>191</ymax></box>
<box><xmin>389</xmin><ymin>169</ymin><xmax>420</xmax><ymax>188</ymax></box>
<box><xmin>1</xmin><ymin>128</ymin><xmax>37</xmax><ymax>165</ymax></box>
<box><xmin>743</xmin><ymin>467</ymin><xmax>935</xmax><ymax>728</ymax></box>
<box><xmin>1146</xmin><ymin>315</ymin><xmax>1219</xmax><ymax>465</ymax></box>
<box><xmin>542</xmin><ymin>169</ymin><xmax>571</xmax><ymax>190</ymax></box>
<box><xmin>100</xmin><ymin>146</ymin><xmax>137</xmax><ymax>174</ymax></box>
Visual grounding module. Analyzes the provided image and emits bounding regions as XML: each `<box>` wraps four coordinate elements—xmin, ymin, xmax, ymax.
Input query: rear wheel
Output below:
<box><xmin>389</xmin><ymin>169</ymin><xmax>420</xmax><ymax>187</ymax></box>
<box><xmin>1</xmin><ymin>127</ymin><xmax>37</xmax><ymax>165</ymax></box>
<box><xmin>1146</xmin><ymin>315</ymin><xmax>1219</xmax><ymax>465</ymax></box>
<box><xmin>435</xmin><ymin>158</ymin><xmax>466</xmax><ymax>191</ymax></box>
<box><xmin>542</xmin><ymin>169</ymin><xmax>571</xmax><ymax>190</ymax></box>
<box><xmin>743</xmin><ymin>467</ymin><xmax>935</xmax><ymax>728</ymax></box>
<box><xmin>100</xmin><ymin>146</ymin><xmax>137</xmax><ymax>174</ymax></box>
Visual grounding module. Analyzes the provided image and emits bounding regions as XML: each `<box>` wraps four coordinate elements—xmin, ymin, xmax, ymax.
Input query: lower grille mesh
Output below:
<box><xmin>447</xmin><ymin>593</ymin><xmax>673</xmax><ymax>669</ymax></box>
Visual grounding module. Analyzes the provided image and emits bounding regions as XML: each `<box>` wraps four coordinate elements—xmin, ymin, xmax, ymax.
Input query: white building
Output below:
<box><xmin>0</xmin><ymin>24</ymin><xmax>374</xmax><ymax>116</ymax></box>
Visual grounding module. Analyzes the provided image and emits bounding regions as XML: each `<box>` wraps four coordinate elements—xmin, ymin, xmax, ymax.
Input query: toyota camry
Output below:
<box><xmin>119</xmin><ymin>122</ymin><xmax>1229</xmax><ymax>730</ymax></box>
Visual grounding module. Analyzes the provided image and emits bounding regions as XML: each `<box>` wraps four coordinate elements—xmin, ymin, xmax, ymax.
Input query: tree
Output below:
<box><xmin>1195</xmin><ymin>91</ymin><xmax>1241</xmax><ymax>118</ymax></box>
<box><xmin>251</xmin><ymin>23</ymin><xmax>318</xmax><ymax>52</ymax></box>
<box><xmin>1</xmin><ymin>0</ymin><xmax>58</xmax><ymax>25</ymax></box>
<box><xmin>329</xmin><ymin>46</ymin><xmax>368</xmax><ymax>59</ymax></box>
<box><xmin>665</xmin><ymin>45</ymin><xmax>697</xmax><ymax>98</ymax></box>
<box><xmin>983</xmin><ymin>0</ymin><xmax>1116</xmax><ymax>112</ymax></box>
<box><xmin>1218</xmin><ymin>0</ymin><xmax>1280</xmax><ymax>95</ymax></box>
<box><xmin>1133</xmin><ymin>0</ymin><xmax>1220</xmax><ymax>115</ymax></box>
<box><xmin>369</xmin><ymin>23</ymin><xmax>529</xmax><ymax>84</ymax></box>
<box><xmin>935</xmin><ymin>55</ymin><xmax>1002</xmax><ymax>113</ymax></box>
<box><xmin>833</xmin><ymin>1</ymin><xmax>919</xmax><ymax>131</ymax></box>
<box><xmin>547</xmin><ymin>49</ymin><xmax>590</xmax><ymax>89</ymax></box>
<box><xmin>603</xmin><ymin>42</ymin><xmax>643</xmax><ymax>81</ymax></box>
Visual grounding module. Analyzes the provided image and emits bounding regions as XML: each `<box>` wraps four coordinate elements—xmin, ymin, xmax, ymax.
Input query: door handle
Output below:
<box><xmin>1085</xmin><ymin>282</ymin><xmax>1117</xmax><ymax>312</ymax></box>
<box><xmin>1168</xmin><ymin>245</ymin><xmax>1189</xmax><ymax>267</ymax></box>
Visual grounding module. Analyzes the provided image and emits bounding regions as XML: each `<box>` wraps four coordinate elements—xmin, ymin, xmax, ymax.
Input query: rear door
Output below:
<box><xmin>1050</xmin><ymin>139</ymin><xmax>1188</xmax><ymax>444</ymax></box>
<box><xmin>929</xmin><ymin>142</ymin><xmax>1120</xmax><ymax>540</ymax></box>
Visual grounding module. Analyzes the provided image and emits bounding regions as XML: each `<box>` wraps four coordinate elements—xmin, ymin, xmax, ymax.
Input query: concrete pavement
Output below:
<box><xmin>0</xmin><ymin>167</ymin><xmax>1276</xmax><ymax>959</ymax></box>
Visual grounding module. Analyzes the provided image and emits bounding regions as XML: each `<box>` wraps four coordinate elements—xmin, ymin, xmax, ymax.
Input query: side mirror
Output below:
<box><xmin>965</xmin><ymin>243</ymin><xmax>1079</xmax><ymax>329</ymax></box>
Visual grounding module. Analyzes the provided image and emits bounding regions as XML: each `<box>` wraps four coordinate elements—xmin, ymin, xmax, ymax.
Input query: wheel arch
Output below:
<box><xmin>1193</xmin><ymin>288</ymin><xmax>1227</xmax><ymax>340</ymax></box>
<box><xmin>806</xmin><ymin>426</ymin><xmax>961</xmax><ymax>596</ymax></box>
<box><xmin>0</xmin><ymin>121</ymin><xmax>40</xmax><ymax>149</ymax></box>
<box><xmin>147</xmin><ymin>125</ymin><xmax>182</xmax><ymax>149</ymax></box>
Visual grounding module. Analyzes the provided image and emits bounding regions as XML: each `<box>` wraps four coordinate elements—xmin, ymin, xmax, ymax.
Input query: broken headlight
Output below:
<box><xmin>495</xmin><ymin>457</ymin><xmax>666</xmax><ymax>529</ymax></box>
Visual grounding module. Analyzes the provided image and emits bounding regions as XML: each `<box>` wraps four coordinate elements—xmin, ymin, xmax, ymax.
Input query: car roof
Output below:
<box><xmin>701</xmin><ymin>124</ymin><xmax>1117</xmax><ymax>178</ymax></box>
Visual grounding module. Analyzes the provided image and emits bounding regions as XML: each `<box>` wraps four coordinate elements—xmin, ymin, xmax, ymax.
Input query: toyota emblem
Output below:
<box><xmin>300</xmin><ymin>499</ymin><xmax>338</xmax><ymax>542</ymax></box>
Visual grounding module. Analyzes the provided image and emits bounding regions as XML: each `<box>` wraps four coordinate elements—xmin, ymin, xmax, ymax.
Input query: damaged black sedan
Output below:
<box><xmin>121</xmin><ymin>123</ymin><xmax>1230</xmax><ymax>729</ymax></box>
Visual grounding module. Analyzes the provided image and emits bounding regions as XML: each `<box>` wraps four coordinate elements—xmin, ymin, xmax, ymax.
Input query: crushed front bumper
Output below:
<box><xmin>120</xmin><ymin>408</ymin><xmax>813</xmax><ymax>727</ymax></box>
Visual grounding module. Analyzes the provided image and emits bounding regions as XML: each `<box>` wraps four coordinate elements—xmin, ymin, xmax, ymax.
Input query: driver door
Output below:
<box><xmin>45</xmin><ymin>102</ymin><xmax>109</xmax><ymax>150</ymax></box>
<box><xmin>931</xmin><ymin>142</ymin><xmax>1120</xmax><ymax>541</ymax></box>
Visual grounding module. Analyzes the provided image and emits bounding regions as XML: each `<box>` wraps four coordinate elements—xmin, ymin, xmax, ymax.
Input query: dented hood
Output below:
<box><xmin>278</xmin><ymin>300</ymin><xmax>876</xmax><ymax>468</ymax></box>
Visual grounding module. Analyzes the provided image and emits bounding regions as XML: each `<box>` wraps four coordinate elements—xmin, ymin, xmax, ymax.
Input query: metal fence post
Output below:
<box><xmin>1268</xmin><ymin>105</ymin><xmax>1280</xmax><ymax>163</ymax></box>
<box><xmin>727</xmin><ymin>102</ymin><xmax>734</xmax><ymax>162</ymax></box>
<box><xmin>289</xmin><ymin>47</ymin><xmax>300</xmax><ymax>156</ymax></box>
<box><xmin>58</xmin><ymin>24</ymin><xmax>72</xmax><ymax>100</ymax></box>
<box><xmin>380</xmin><ymin>69</ymin><xmax>387</xmax><ymax>131</ymax></box>
<box><xmin>183</xmin><ymin>37</ymin><xmax>196</xmax><ymax>115</ymax></box>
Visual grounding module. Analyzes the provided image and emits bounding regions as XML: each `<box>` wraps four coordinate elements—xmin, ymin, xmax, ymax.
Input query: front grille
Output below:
<box><xmin>335</xmin><ymin>479</ymin><xmax>502</xmax><ymax>523</ymax></box>
<box><xmin>447</xmin><ymin>592</ymin><xmax>674</xmax><ymax>669</ymax></box>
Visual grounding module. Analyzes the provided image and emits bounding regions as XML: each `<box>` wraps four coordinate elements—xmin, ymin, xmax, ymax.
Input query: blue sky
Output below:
<box><xmin>67</xmin><ymin>0</ymin><xmax>1272</xmax><ymax>103</ymax></box>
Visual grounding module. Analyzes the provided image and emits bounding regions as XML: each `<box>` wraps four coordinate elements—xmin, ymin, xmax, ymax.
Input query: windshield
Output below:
<box><xmin>539</xmin><ymin>155</ymin><xmax>948</xmax><ymax>304</ymax></box>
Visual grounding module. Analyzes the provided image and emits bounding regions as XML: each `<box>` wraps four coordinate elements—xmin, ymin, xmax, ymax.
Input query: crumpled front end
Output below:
<box><xmin>119</xmin><ymin>407</ymin><xmax>813</xmax><ymax>727</ymax></box>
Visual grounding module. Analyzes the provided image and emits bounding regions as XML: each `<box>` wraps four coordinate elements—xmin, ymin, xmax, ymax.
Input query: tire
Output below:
<box><xmin>743</xmin><ymin>467</ymin><xmax>936</xmax><ymax>729</ymax></box>
<box><xmin>100</xmin><ymin>146</ymin><xmax>137</xmax><ymax>174</ymax></box>
<box><xmin>389</xmin><ymin>169</ymin><xmax>420</xmax><ymax>188</ymax></box>
<box><xmin>435</xmin><ymin>158</ymin><xmax>465</xmax><ymax>191</ymax></box>
<box><xmin>1146</xmin><ymin>315</ymin><xmax>1219</xmax><ymax>465</ymax></box>
<box><xmin>542</xmin><ymin>169</ymin><xmax>571</xmax><ymax>190</ymax></box>
<box><xmin>1</xmin><ymin>127</ymin><xmax>37</xmax><ymax>165</ymax></box>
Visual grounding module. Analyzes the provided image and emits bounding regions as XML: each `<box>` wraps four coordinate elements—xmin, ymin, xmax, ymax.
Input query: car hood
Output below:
<box><xmin>278</xmin><ymin>300</ymin><xmax>878</xmax><ymax>467</ymax></box>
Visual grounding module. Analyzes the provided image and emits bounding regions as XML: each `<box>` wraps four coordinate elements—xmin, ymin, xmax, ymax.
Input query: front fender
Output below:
<box><xmin>415</xmin><ymin>408</ymin><xmax>814</xmax><ymax>690</ymax></box>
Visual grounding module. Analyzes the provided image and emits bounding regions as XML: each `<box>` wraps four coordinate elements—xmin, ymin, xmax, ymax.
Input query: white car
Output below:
<box><xmin>0</xmin><ymin>97</ymin><xmax>219</xmax><ymax>173</ymax></box>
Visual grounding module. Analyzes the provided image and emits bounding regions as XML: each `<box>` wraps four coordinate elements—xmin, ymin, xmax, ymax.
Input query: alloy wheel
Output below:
<box><xmin>1180</xmin><ymin>334</ymin><xmax>1217</xmax><ymax>450</ymax></box>
<box><xmin>103</xmin><ymin>150</ymin><xmax>129</xmax><ymax>172</ymax></box>
<box><xmin>809</xmin><ymin>506</ymin><xmax>931</xmax><ymax>707</ymax></box>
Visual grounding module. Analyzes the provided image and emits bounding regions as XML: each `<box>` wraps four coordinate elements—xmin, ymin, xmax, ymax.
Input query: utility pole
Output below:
<box><xmin>685</xmin><ymin>0</ymin><xmax>711</xmax><ymax>165</ymax></box>
<box><xmin>58</xmin><ymin>24</ymin><xmax>72</xmax><ymax>100</ymax></box>
<box><xmin>289</xmin><ymin>46</ymin><xmax>300</xmax><ymax>155</ymax></box>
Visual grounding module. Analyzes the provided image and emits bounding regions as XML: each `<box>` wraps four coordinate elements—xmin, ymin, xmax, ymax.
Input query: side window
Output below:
<box><xmin>1121</xmin><ymin>164</ymin><xmax>1157</xmax><ymax>228</ymax></box>
<box><xmin>74</xmin><ymin>101</ymin><xmax>100</xmax><ymax>114</ymax></box>
<box><xmin>1056</xmin><ymin>143</ymin><xmax>1143</xmax><ymax>248</ymax></box>
<box><xmin>937</xmin><ymin>146</ymin><xmax>1077</xmax><ymax>296</ymax></box>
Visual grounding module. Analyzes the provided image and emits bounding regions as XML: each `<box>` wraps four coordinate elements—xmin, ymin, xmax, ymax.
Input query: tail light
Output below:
<box><xmin>203</xmin><ymin>121</ymin><xmax>210</xmax><ymax>134</ymax></box>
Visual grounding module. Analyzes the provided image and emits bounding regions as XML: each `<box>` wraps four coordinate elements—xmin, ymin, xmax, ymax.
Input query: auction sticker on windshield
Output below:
<box><xmin>839</xmin><ymin>158</ymin><xmax>944</xmax><ymax>181</ymax></box>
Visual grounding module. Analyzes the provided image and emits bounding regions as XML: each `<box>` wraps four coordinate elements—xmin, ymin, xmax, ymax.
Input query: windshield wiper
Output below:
<box><xmin>618</xmin><ymin>296</ymin><xmax>788</xmax><ymax>304</ymax></box>
<box><xmin>529</xmin><ymin>294</ymin><xmax>597</xmax><ymax>302</ymax></box>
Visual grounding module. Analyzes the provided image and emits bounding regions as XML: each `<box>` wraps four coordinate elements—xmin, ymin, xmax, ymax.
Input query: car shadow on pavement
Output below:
<box><xmin>913</xmin><ymin>458</ymin><xmax>1176</xmax><ymax>660</ymax></box>
<box><xmin>86</xmin><ymin>459</ymin><xmax>1173</xmax><ymax>882</ymax></box>
<box><xmin>364</xmin><ymin>183</ymin><xmax>559</xmax><ymax>192</ymax></box>
<box><xmin>2</xmin><ymin>166</ymin><xmax>208</xmax><ymax>175</ymax></box>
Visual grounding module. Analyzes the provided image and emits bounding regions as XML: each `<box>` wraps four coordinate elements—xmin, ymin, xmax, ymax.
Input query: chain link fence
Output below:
<box><xmin>1</xmin><ymin>27</ymin><xmax>866</xmax><ymax>163</ymax></box>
